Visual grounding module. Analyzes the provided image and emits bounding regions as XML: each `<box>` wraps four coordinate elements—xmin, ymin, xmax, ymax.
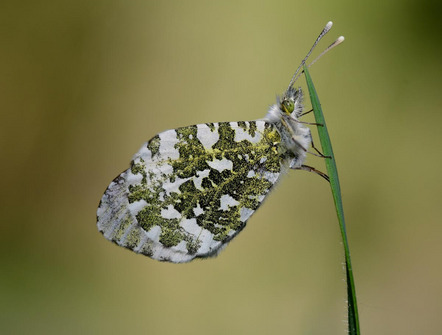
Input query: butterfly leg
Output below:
<box><xmin>290</xmin><ymin>112</ymin><xmax>323</xmax><ymax>126</ymax></box>
<box><xmin>293</xmin><ymin>164</ymin><xmax>330</xmax><ymax>182</ymax></box>
<box><xmin>308</xmin><ymin>131</ymin><xmax>331</xmax><ymax>158</ymax></box>
<box><xmin>281</xmin><ymin>115</ymin><xmax>330</xmax><ymax>158</ymax></box>
<box><xmin>299</xmin><ymin>108</ymin><xmax>313</xmax><ymax>117</ymax></box>
<box><xmin>292</xmin><ymin>111</ymin><xmax>330</xmax><ymax>158</ymax></box>
<box><xmin>290</xmin><ymin>131</ymin><xmax>331</xmax><ymax>159</ymax></box>
<box><xmin>295</xmin><ymin>119</ymin><xmax>324</xmax><ymax>126</ymax></box>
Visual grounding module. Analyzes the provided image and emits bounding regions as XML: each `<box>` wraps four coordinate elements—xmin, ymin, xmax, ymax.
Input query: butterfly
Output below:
<box><xmin>97</xmin><ymin>22</ymin><xmax>343</xmax><ymax>262</ymax></box>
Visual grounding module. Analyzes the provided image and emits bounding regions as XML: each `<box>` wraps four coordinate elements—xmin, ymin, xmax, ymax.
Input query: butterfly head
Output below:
<box><xmin>280</xmin><ymin>86</ymin><xmax>303</xmax><ymax>119</ymax></box>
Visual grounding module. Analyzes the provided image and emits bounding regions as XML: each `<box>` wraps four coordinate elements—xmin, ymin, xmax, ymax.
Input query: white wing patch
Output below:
<box><xmin>197</xmin><ymin>123</ymin><xmax>220</xmax><ymax>149</ymax></box>
<box><xmin>219</xmin><ymin>194</ymin><xmax>239</xmax><ymax>210</ymax></box>
<box><xmin>207</xmin><ymin>158</ymin><xmax>233</xmax><ymax>172</ymax></box>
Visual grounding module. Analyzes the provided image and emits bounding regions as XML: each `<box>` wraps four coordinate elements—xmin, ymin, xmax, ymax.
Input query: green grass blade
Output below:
<box><xmin>303</xmin><ymin>66</ymin><xmax>360</xmax><ymax>335</ymax></box>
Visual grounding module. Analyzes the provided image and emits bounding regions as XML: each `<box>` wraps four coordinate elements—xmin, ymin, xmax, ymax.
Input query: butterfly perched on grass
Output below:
<box><xmin>97</xmin><ymin>22</ymin><xmax>343</xmax><ymax>263</ymax></box>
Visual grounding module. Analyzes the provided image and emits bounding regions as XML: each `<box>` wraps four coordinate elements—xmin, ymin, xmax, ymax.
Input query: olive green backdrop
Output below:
<box><xmin>2</xmin><ymin>1</ymin><xmax>441</xmax><ymax>334</ymax></box>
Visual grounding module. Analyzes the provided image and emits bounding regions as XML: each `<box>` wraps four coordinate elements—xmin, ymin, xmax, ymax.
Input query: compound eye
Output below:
<box><xmin>282</xmin><ymin>99</ymin><xmax>294</xmax><ymax>114</ymax></box>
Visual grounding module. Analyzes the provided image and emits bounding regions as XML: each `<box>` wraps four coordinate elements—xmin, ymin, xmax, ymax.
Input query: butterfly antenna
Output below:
<box><xmin>307</xmin><ymin>36</ymin><xmax>345</xmax><ymax>68</ymax></box>
<box><xmin>285</xmin><ymin>21</ymin><xmax>333</xmax><ymax>94</ymax></box>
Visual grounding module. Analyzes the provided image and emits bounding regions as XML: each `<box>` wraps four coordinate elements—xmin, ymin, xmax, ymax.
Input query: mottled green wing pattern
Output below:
<box><xmin>97</xmin><ymin>121</ymin><xmax>287</xmax><ymax>262</ymax></box>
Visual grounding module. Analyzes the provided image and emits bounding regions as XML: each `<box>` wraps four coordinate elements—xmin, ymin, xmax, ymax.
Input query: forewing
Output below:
<box><xmin>97</xmin><ymin>121</ymin><xmax>284</xmax><ymax>262</ymax></box>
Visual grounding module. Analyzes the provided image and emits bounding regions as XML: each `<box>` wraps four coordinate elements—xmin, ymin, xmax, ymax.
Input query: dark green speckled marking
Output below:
<box><xmin>206</xmin><ymin>123</ymin><xmax>216</xmax><ymax>131</ymax></box>
<box><xmin>147</xmin><ymin>135</ymin><xmax>160</xmax><ymax>158</ymax></box>
<box><xmin>237</xmin><ymin>121</ymin><xmax>257</xmax><ymax>137</ymax></box>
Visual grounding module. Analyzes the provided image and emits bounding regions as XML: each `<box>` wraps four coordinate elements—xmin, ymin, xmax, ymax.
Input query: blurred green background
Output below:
<box><xmin>1</xmin><ymin>1</ymin><xmax>441</xmax><ymax>334</ymax></box>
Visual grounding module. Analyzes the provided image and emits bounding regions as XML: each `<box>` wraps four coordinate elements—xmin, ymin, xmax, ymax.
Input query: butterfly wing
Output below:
<box><xmin>97</xmin><ymin>120</ymin><xmax>285</xmax><ymax>262</ymax></box>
